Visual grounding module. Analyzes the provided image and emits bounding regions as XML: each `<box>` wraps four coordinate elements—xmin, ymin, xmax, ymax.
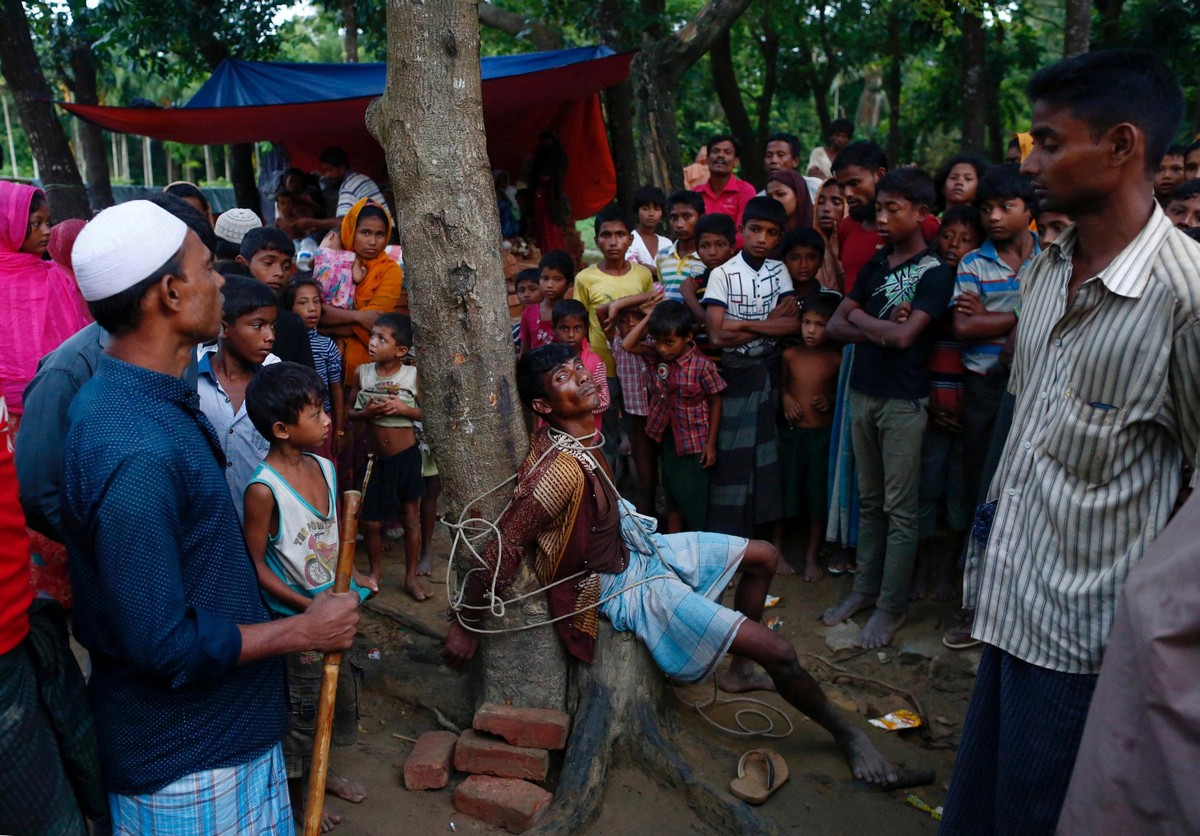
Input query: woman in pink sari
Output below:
<box><xmin>0</xmin><ymin>182</ymin><xmax>90</xmax><ymax>426</ymax></box>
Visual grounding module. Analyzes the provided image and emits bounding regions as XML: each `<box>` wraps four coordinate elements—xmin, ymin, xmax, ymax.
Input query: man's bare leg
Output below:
<box><xmin>803</xmin><ymin>520</ymin><xmax>825</xmax><ymax>582</ymax></box>
<box><xmin>728</xmin><ymin>619</ymin><xmax>897</xmax><ymax>785</ymax></box>
<box><xmin>718</xmin><ymin>540</ymin><xmax>779</xmax><ymax>693</ymax></box>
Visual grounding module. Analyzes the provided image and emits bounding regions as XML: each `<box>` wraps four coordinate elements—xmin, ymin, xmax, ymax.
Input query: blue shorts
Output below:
<box><xmin>600</xmin><ymin>526</ymin><xmax>749</xmax><ymax>684</ymax></box>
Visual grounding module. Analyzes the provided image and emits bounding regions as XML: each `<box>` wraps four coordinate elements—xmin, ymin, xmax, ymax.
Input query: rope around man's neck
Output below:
<box><xmin>439</xmin><ymin>427</ymin><xmax>792</xmax><ymax>738</ymax></box>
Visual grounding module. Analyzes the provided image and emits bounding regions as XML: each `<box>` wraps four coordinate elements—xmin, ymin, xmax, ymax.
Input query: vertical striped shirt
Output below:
<box><xmin>307</xmin><ymin>329</ymin><xmax>343</xmax><ymax>414</ymax></box>
<box><xmin>965</xmin><ymin>205</ymin><xmax>1200</xmax><ymax>673</ymax></box>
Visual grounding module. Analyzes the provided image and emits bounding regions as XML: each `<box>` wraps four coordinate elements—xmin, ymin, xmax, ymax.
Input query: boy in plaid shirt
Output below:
<box><xmin>624</xmin><ymin>299</ymin><xmax>725</xmax><ymax>532</ymax></box>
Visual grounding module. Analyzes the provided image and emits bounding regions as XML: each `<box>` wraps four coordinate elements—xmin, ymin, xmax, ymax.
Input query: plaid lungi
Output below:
<box><xmin>109</xmin><ymin>744</ymin><xmax>291</xmax><ymax>836</ymax></box>
<box><xmin>600</xmin><ymin>526</ymin><xmax>749</xmax><ymax>684</ymax></box>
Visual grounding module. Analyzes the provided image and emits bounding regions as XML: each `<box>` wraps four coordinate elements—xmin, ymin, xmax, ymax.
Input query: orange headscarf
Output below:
<box><xmin>340</xmin><ymin>198</ymin><xmax>405</xmax><ymax>381</ymax></box>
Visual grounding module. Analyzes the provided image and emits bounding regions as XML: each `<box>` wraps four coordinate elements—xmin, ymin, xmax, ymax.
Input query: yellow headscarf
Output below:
<box><xmin>1016</xmin><ymin>132</ymin><xmax>1034</xmax><ymax>162</ymax></box>
<box><xmin>340</xmin><ymin>198</ymin><xmax>405</xmax><ymax>381</ymax></box>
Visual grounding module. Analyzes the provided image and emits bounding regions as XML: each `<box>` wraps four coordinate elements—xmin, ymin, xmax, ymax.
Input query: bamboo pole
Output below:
<box><xmin>303</xmin><ymin>490</ymin><xmax>362</xmax><ymax>836</ymax></box>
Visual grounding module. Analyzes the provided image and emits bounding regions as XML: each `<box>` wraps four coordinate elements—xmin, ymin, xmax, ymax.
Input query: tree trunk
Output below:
<box><xmin>343</xmin><ymin>0</ymin><xmax>359</xmax><ymax>62</ymax></box>
<box><xmin>230</xmin><ymin>143</ymin><xmax>259</xmax><ymax>211</ymax></box>
<box><xmin>597</xmin><ymin>0</ymin><xmax>639</xmax><ymax>205</ymax></box>
<box><xmin>1094</xmin><ymin>0</ymin><xmax>1125</xmax><ymax>46</ymax></box>
<box><xmin>1063</xmin><ymin>0</ymin><xmax>1090</xmax><ymax>57</ymax></box>
<box><xmin>710</xmin><ymin>29</ymin><xmax>763</xmax><ymax>187</ymax></box>
<box><xmin>0</xmin><ymin>0</ymin><xmax>90</xmax><ymax>219</ymax></box>
<box><xmin>633</xmin><ymin>0</ymin><xmax>756</xmax><ymax>192</ymax></box>
<box><xmin>884</xmin><ymin>5</ymin><xmax>903</xmax><ymax>166</ymax></box>
<box><xmin>529</xmin><ymin>624</ymin><xmax>778</xmax><ymax>834</ymax></box>
<box><xmin>65</xmin><ymin>0</ymin><xmax>112</xmax><ymax>209</ymax></box>
<box><xmin>754</xmin><ymin>9</ymin><xmax>779</xmax><ymax>153</ymax></box>
<box><xmin>632</xmin><ymin>53</ymin><xmax>686</xmax><ymax>192</ymax></box>
<box><xmin>373</xmin><ymin>4</ymin><xmax>785</xmax><ymax>830</ymax></box>
<box><xmin>960</xmin><ymin>5</ymin><xmax>987</xmax><ymax>154</ymax></box>
<box><xmin>369</xmin><ymin>0</ymin><xmax>555</xmax><ymax>710</ymax></box>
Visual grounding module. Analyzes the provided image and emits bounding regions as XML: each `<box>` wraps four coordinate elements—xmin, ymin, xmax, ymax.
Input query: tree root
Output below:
<box><xmin>362</xmin><ymin>599</ymin><xmax>447</xmax><ymax>642</ymax></box>
<box><xmin>528</xmin><ymin>627</ymin><xmax>779</xmax><ymax>835</ymax></box>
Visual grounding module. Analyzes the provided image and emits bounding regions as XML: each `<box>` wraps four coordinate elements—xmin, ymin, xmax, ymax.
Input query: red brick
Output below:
<box><xmin>473</xmin><ymin>703</ymin><xmax>571</xmax><ymax>750</ymax></box>
<box><xmin>403</xmin><ymin>731</ymin><xmax>458</xmax><ymax>790</ymax></box>
<box><xmin>454</xmin><ymin>729</ymin><xmax>549</xmax><ymax>781</ymax></box>
<box><xmin>454</xmin><ymin>775</ymin><xmax>552</xmax><ymax>833</ymax></box>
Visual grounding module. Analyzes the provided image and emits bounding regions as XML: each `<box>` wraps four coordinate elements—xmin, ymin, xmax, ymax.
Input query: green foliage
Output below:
<box><xmin>92</xmin><ymin>0</ymin><xmax>291</xmax><ymax>79</ymax></box>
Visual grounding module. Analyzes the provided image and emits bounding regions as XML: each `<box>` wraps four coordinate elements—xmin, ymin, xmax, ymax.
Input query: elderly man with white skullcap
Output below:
<box><xmin>60</xmin><ymin>201</ymin><xmax>360</xmax><ymax>832</ymax></box>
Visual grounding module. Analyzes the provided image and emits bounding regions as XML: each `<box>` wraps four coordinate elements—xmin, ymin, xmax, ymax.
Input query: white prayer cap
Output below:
<box><xmin>214</xmin><ymin>208</ymin><xmax>262</xmax><ymax>245</ymax></box>
<box><xmin>73</xmin><ymin>201</ymin><xmax>188</xmax><ymax>302</ymax></box>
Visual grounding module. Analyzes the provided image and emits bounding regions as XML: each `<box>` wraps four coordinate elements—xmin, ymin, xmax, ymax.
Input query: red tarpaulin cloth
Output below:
<box><xmin>60</xmin><ymin>50</ymin><xmax>634</xmax><ymax>218</ymax></box>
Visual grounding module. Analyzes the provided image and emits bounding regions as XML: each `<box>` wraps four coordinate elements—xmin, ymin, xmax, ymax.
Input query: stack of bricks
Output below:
<box><xmin>403</xmin><ymin>702</ymin><xmax>571</xmax><ymax>834</ymax></box>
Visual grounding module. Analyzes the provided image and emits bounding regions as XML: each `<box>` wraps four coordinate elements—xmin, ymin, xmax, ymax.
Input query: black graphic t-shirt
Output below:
<box><xmin>847</xmin><ymin>246</ymin><xmax>954</xmax><ymax>400</ymax></box>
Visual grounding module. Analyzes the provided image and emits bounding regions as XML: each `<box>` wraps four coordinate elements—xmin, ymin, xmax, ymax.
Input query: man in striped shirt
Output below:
<box><xmin>301</xmin><ymin>146</ymin><xmax>391</xmax><ymax>236</ymax></box>
<box><xmin>941</xmin><ymin>50</ymin><xmax>1200</xmax><ymax>834</ymax></box>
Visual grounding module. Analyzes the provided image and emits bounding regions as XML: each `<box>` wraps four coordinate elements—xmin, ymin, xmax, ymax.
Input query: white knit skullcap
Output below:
<box><xmin>72</xmin><ymin>201</ymin><xmax>188</xmax><ymax>302</ymax></box>
<box><xmin>214</xmin><ymin>208</ymin><xmax>262</xmax><ymax>245</ymax></box>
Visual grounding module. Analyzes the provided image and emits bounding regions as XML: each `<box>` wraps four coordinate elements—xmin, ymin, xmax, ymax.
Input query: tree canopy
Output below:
<box><xmin>4</xmin><ymin>0</ymin><xmax>1199</xmax><ymax>203</ymax></box>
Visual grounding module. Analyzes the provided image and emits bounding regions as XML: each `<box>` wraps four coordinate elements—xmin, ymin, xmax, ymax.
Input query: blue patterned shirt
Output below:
<box><xmin>62</xmin><ymin>355</ymin><xmax>286</xmax><ymax>794</ymax></box>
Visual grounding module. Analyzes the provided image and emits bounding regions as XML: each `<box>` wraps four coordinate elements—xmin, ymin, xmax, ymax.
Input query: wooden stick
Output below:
<box><xmin>303</xmin><ymin>490</ymin><xmax>362</xmax><ymax>836</ymax></box>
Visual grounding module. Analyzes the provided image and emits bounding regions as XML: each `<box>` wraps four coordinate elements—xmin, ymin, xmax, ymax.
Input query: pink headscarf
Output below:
<box><xmin>48</xmin><ymin>219</ymin><xmax>86</xmax><ymax>275</ymax></box>
<box><xmin>0</xmin><ymin>182</ymin><xmax>91</xmax><ymax>414</ymax></box>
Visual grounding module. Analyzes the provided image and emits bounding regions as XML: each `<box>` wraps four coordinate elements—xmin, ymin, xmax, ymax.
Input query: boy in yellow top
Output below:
<box><xmin>573</xmin><ymin>205</ymin><xmax>653</xmax><ymax>461</ymax></box>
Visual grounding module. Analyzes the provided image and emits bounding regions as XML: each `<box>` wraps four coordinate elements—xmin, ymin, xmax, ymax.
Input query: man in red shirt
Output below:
<box><xmin>834</xmin><ymin>141</ymin><xmax>941</xmax><ymax>292</ymax></box>
<box><xmin>694</xmin><ymin>134</ymin><xmax>758</xmax><ymax>227</ymax></box>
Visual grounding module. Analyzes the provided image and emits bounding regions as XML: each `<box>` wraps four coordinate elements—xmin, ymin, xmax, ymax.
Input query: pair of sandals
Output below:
<box><xmin>729</xmin><ymin>749</ymin><xmax>789</xmax><ymax>805</ymax></box>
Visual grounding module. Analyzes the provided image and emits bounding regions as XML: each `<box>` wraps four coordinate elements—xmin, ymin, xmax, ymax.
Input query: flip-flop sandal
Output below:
<box><xmin>729</xmin><ymin>748</ymin><xmax>789</xmax><ymax>805</ymax></box>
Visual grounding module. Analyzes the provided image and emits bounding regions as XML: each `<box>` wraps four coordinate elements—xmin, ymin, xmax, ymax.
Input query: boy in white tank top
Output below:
<box><xmin>243</xmin><ymin>362</ymin><xmax>375</xmax><ymax>831</ymax></box>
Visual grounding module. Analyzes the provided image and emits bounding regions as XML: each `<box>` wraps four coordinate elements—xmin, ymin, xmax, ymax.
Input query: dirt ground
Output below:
<box><xmin>318</xmin><ymin>523</ymin><xmax>977</xmax><ymax>835</ymax></box>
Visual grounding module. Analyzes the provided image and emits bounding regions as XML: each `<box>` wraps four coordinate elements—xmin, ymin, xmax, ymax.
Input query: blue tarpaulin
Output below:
<box><xmin>186</xmin><ymin>46</ymin><xmax>616</xmax><ymax>107</ymax></box>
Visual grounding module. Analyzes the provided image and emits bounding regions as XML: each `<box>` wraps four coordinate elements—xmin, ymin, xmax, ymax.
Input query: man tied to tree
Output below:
<box><xmin>442</xmin><ymin>343</ymin><xmax>896</xmax><ymax>786</ymax></box>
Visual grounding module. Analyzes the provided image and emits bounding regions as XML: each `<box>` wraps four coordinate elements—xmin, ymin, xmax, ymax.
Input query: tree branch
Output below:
<box><xmin>477</xmin><ymin>1</ymin><xmax>564</xmax><ymax>51</ymax></box>
<box><xmin>649</xmin><ymin>0</ymin><xmax>755</xmax><ymax>85</ymax></box>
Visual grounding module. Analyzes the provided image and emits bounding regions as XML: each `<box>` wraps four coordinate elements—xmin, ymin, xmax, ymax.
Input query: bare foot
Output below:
<box><xmin>803</xmin><ymin>561</ymin><xmax>824</xmax><ymax>583</ymax></box>
<box><xmin>855</xmin><ymin>609</ymin><xmax>905</xmax><ymax>649</ymax></box>
<box><xmin>775</xmin><ymin>560</ymin><xmax>796</xmax><ymax>576</ymax></box>
<box><xmin>716</xmin><ymin>666</ymin><xmax>778</xmax><ymax>693</ymax></box>
<box><xmin>326</xmin><ymin>773</ymin><xmax>367</xmax><ymax>804</ymax></box>
<box><xmin>367</xmin><ymin>571</ymin><xmax>383</xmax><ymax>589</ymax></box>
<box><xmin>294</xmin><ymin>805</ymin><xmax>341</xmax><ymax>833</ymax></box>
<box><xmin>417</xmin><ymin>552</ymin><xmax>433</xmax><ymax>577</ymax></box>
<box><xmin>821</xmin><ymin>591</ymin><xmax>876</xmax><ymax>627</ymax></box>
<box><xmin>404</xmin><ymin>577</ymin><xmax>433</xmax><ymax>601</ymax></box>
<box><xmin>352</xmin><ymin>571</ymin><xmax>379</xmax><ymax>597</ymax></box>
<box><xmin>838</xmin><ymin>726</ymin><xmax>897</xmax><ymax>786</ymax></box>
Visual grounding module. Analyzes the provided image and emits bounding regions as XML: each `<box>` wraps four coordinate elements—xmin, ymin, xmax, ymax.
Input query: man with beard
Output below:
<box><xmin>833</xmin><ymin>142</ymin><xmax>941</xmax><ymax>292</ymax></box>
